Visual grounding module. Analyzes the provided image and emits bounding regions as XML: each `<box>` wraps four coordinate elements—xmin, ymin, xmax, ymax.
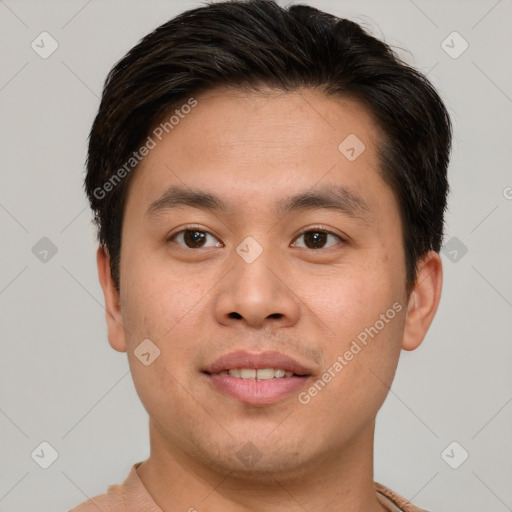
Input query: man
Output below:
<box><xmin>71</xmin><ymin>0</ymin><xmax>451</xmax><ymax>510</ymax></box>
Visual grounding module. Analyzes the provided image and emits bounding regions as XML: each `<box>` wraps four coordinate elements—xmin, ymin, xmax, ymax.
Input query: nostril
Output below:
<box><xmin>268</xmin><ymin>313</ymin><xmax>282</xmax><ymax>319</ymax></box>
<box><xmin>229</xmin><ymin>312</ymin><xmax>242</xmax><ymax>319</ymax></box>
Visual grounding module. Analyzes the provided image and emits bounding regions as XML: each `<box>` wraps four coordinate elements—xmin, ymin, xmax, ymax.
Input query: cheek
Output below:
<box><xmin>310</xmin><ymin>265</ymin><xmax>399</xmax><ymax>338</ymax></box>
<box><xmin>121</xmin><ymin>250</ymin><xmax>206</xmax><ymax>340</ymax></box>
<box><xmin>121</xmin><ymin>266</ymin><xmax>206</xmax><ymax>428</ymax></box>
<box><xmin>306</xmin><ymin>256</ymin><xmax>406</xmax><ymax>389</ymax></box>
<box><xmin>297</xmin><ymin>304</ymin><xmax>405</xmax><ymax>446</ymax></box>
<box><xmin>120</xmin><ymin>251</ymin><xmax>212</xmax><ymax>404</ymax></box>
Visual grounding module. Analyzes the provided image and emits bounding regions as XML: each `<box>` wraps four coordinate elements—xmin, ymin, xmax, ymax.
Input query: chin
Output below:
<box><xmin>208</xmin><ymin>452</ymin><xmax>313</xmax><ymax>484</ymax></box>
<box><xmin>187</xmin><ymin>433</ymin><xmax>317</xmax><ymax>484</ymax></box>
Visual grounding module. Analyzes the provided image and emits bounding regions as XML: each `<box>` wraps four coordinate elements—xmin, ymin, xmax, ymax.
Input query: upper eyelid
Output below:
<box><xmin>169</xmin><ymin>227</ymin><xmax>222</xmax><ymax>245</ymax></box>
<box><xmin>168</xmin><ymin>224</ymin><xmax>218</xmax><ymax>238</ymax></box>
<box><xmin>295</xmin><ymin>226</ymin><xmax>344</xmax><ymax>239</ymax></box>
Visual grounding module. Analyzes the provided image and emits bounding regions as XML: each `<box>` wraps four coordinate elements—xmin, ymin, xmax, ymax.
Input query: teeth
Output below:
<box><xmin>256</xmin><ymin>368</ymin><xmax>275</xmax><ymax>380</ymax></box>
<box><xmin>221</xmin><ymin>368</ymin><xmax>296</xmax><ymax>380</ymax></box>
<box><xmin>240</xmin><ymin>368</ymin><xmax>257</xmax><ymax>379</ymax></box>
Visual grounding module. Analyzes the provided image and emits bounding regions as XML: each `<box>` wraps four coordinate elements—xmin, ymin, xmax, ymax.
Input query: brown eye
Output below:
<box><xmin>293</xmin><ymin>230</ymin><xmax>342</xmax><ymax>249</ymax></box>
<box><xmin>171</xmin><ymin>229</ymin><xmax>221</xmax><ymax>249</ymax></box>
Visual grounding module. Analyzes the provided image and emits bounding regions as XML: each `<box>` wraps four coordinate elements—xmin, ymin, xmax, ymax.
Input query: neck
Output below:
<box><xmin>136</xmin><ymin>419</ymin><xmax>386</xmax><ymax>512</ymax></box>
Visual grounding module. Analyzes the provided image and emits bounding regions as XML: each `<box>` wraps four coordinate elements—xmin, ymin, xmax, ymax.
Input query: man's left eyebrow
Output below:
<box><xmin>275</xmin><ymin>185</ymin><xmax>372</xmax><ymax>221</ymax></box>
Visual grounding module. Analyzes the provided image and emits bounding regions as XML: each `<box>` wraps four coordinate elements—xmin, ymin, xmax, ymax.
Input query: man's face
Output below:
<box><xmin>115</xmin><ymin>87</ymin><xmax>409</xmax><ymax>478</ymax></box>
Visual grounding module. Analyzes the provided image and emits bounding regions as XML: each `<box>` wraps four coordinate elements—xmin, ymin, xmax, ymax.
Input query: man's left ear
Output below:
<box><xmin>402</xmin><ymin>251</ymin><xmax>443</xmax><ymax>351</ymax></box>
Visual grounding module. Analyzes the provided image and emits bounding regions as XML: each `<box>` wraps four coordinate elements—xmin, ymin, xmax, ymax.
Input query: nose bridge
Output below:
<box><xmin>213</xmin><ymin>235</ymin><xmax>300</xmax><ymax>328</ymax></box>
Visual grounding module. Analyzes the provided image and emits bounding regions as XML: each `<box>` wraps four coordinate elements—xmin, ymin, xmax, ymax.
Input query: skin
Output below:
<box><xmin>97</xmin><ymin>86</ymin><xmax>442</xmax><ymax>512</ymax></box>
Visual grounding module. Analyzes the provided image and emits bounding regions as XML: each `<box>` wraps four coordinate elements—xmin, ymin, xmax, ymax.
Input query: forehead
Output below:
<box><xmin>170</xmin><ymin>85</ymin><xmax>380</xmax><ymax>156</ymax></box>
<box><xmin>125</xmin><ymin>86</ymin><xmax>390</xmax><ymax>218</ymax></box>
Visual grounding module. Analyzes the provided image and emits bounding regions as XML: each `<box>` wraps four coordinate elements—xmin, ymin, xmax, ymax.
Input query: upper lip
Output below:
<box><xmin>203</xmin><ymin>350</ymin><xmax>313</xmax><ymax>376</ymax></box>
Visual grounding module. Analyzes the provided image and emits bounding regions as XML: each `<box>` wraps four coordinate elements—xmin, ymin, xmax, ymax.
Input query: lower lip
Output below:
<box><xmin>205</xmin><ymin>374</ymin><xmax>309</xmax><ymax>405</ymax></box>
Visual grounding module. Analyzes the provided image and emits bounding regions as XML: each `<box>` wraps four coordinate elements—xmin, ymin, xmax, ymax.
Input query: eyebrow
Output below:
<box><xmin>146</xmin><ymin>184</ymin><xmax>371</xmax><ymax>221</ymax></box>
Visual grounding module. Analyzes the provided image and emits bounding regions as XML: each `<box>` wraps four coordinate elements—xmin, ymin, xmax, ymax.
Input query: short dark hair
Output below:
<box><xmin>85</xmin><ymin>0</ymin><xmax>452</xmax><ymax>292</ymax></box>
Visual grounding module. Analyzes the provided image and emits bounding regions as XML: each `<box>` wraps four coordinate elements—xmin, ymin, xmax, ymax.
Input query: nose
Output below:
<box><xmin>213</xmin><ymin>244</ymin><xmax>301</xmax><ymax>329</ymax></box>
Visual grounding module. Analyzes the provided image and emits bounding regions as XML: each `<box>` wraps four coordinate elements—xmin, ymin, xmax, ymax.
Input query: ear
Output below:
<box><xmin>402</xmin><ymin>251</ymin><xmax>443</xmax><ymax>351</ymax></box>
<box><xmin>96</xmin><ymin>245</ymin><xmax>127</xmax><ymax>353</ymax></box>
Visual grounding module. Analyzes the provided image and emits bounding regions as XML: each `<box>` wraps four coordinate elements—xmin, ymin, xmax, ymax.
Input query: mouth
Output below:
<box><xmin>202</xmin><ymin>350</ymin><xmax>313</xmax><ymax>406</ymax></box>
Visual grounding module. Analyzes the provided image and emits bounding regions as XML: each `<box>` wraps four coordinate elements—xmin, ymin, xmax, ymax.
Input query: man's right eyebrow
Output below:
<box><xmin>146</xmin><ymin>186</ymin><xmax>229</xmax><ymax>217</ymax></box>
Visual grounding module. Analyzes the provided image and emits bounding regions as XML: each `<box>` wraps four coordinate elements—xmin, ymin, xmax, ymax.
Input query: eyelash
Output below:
<box><xmin>167</xmin><ymin>225</ymin><xmax>345</xmax><ymax>250</ymax></box>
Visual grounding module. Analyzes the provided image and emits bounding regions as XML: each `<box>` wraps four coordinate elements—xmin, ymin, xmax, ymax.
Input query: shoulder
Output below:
<box><xmin>375</xmin><ymin>482</ymin><xmax>431</xmax><ymax>512</ymax></box>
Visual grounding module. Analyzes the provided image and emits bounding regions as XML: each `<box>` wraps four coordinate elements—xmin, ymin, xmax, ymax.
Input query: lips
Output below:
<box><xmin>203</xmin><ymin>350</ymin><xmax>313</xmax><ymax>376</ymax></box>
<box><xmin>202</xmin><ymin>350</ymin><xmax>314</xmax><ymax>406</ymax></box>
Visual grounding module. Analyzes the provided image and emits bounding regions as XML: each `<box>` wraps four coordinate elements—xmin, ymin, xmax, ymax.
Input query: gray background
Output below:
<box><xmin>0</xmin><ymin>0</ymin><xmax>511</xmax><ymax>511</ymax></box>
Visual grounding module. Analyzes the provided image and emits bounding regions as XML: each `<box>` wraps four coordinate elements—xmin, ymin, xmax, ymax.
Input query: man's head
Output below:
<box><xmin>87</xmin><ymin>0</ymin><xmax>451</xmax><ymax>483</ymax></box>
<box><xmin>86</xmin><ymin>0</ymin><xmax>451</xmax><ymax>293</ymax></box>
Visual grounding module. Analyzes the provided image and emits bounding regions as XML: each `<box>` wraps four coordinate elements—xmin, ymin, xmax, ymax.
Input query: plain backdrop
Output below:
<box><xmin>0</xmin><ymin>1</ymin><xmax>511</xmax><ymax>511</ymax></box>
